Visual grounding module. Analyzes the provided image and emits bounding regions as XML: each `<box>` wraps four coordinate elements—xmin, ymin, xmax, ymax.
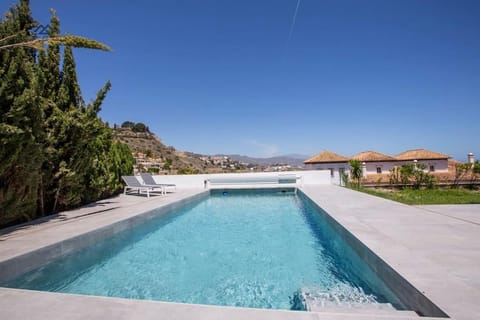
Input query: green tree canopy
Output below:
<box><xmin>0</xmin><ymin>0</ymin><xmax>133</xmax><ymax>228</ymax></box>
<box><xmin>121</xmin><ymin>121</ymin><xmax>135</xmax><ymax>128</ymax></box>
<box><xmin>132</xmin><ymin>122</ymin><xmax>149</xmax><ymax>133</ymax></box>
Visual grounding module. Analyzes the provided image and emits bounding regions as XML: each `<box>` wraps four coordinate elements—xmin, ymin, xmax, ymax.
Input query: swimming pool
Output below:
<box><xmin>0</xmin><ymin>189</ymin><xmax>404</xmax><ymax>311</ymax></box>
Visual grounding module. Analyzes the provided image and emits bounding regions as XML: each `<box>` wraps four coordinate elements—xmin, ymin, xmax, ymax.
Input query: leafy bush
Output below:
<box><xmin>178</xmin><ymin>167</ymin><xmax>200</xmax><ymax>175</ymax></box>
<box><xmin>341</xmin><ymin>172</ymin><xmax>350</xmax><ymax>187</ymax></box>
<box><xmin>147</xmin><ymin>167</ymin><xmax>160</xmax><ymax>174</ymax></box>
<box><xmin>121</xmin><ymin>121</ymin><xmax>135</xmax><ymax>128</ymax></box>
<box><xmin>132</xmin><ymin>122</ymin><xmax>149</xmax><ymax>133</ymax></box>
<box><xmin>163</xmin><ymin>158</ymin><xmax>172</xmax><ymax>170</ymax></box>
<box><xmin>388</xmin><ymin>164</ymin><xmax>436</xmax><ymax>189</ymax></box>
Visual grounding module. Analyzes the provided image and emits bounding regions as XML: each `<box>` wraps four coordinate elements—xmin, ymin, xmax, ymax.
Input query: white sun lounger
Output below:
<box><xmin>122</xmin><ymin>176</ymin><xmax>165</xmax><ymax>198</ymax></box>
<box><xmin>140</xmin><ymin>173</ymin><xmax>177</xmax><ymax>192</ymax></box>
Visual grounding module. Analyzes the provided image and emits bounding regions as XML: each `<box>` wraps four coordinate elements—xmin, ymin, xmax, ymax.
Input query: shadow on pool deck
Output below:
<box><xmin>0</xmin><ymin>192</ymin><xmax>166</xmax><ymax>240</ymax></box>
<box><xmin>0</xmin><ymin>200</ymin><xmax>122</xmax><ymax>239</ymax></box>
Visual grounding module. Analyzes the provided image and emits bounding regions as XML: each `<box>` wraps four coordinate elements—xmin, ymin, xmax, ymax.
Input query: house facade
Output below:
<box><xmin>395</xmin><ymin>149</ymin><xmax>449</xmax><ymax>173</ymax></box>
<box><xmin>351</xmin><ymin>151</ymin><xmax>399</xmax><ymax>175</ymax></box>
<box><xmin>304</xmin><ymin>148</ymin><xmax>451</xmax><ymax>185</ymax></box>
<box><xmin>303</xmin><ymin>150</ymin><xmax>350</xmax><ymax>185</ymax></box>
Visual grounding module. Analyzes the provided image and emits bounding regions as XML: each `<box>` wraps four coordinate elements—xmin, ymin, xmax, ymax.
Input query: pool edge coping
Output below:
<box><xmin>297</xmin><ymin>188</ymin><xmax>448</xmax><ymax>318</ymax></box>
<box><xmin>0</xmin><ymin>186</ymin><xmax>447</xmax><ymax>319</ymax></box>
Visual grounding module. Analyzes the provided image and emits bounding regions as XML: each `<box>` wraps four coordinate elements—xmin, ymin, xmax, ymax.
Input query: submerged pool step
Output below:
<box><xmin>308</xmin><ymin>305</ymin><xmax>418</xmax><ymax>316</ymax></box>
<box><xmin>300</xmin><ymin>290</ymin><xmax>419</xmax><ymax>318</ymax></box>
<box><xmin>307</xmin><ymin>302</ymin><xmax>419</xmax><ymax>318</ymax></box>
<box><xmin>309</xmin><ymin>311</ymin><xmax>432</xmax><ymax>320</ymax></box>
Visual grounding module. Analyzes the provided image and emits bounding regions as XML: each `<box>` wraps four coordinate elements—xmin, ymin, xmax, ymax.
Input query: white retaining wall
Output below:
<box><xmin>307</xmin><ymin>163</ymin><xmax>348</xmax><ymax>186</ymax></box>
<box><xmin>151</xmin><ymin>170</ymin><xmax>331</xmax><ymax>189</ymax></box>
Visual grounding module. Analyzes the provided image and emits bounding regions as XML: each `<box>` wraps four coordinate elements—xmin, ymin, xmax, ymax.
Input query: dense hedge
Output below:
<box><xmin>0</xmin><ymin>1</ymin><xmax>134</xmax><ymax>228</ymax></box>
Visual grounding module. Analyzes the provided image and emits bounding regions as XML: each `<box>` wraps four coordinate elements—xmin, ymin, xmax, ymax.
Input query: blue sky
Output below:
<box><xmin>3</xmin><ymin>1</ymin><xmax>479</xmax><ymax>160</ymax></box>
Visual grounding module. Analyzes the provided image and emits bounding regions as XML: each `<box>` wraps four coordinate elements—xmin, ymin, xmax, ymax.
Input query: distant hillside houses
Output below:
<box><xmin>133</xmin><ymin>152</ymin><xmax>164</xmax><ymax>174</ymax></box>
<box><xmin>303</xmin><ymin>149</ymin><xmax>470</xmax><ymax>185</ymax></box>
<box><xmin>199</xmin><ymin>156</ymin><xmax>240</xmax><ymax>170</ymax></box>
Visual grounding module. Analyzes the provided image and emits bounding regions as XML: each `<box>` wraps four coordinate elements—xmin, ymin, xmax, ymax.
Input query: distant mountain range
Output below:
<box><xmin>114</xmin><ymin>124</ymin><xmax>308</xmax><ymax>170</ymax></box>
<box><xmin>215</xmin><ymin>154</ymin><xmax>308</xmax><ymax>167</ymax></box>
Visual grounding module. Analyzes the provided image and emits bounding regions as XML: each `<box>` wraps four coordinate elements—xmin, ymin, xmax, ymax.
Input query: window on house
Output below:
<box><xmin>429</xmin><ymin>165</ymin><xmax>435</xmax><ymax>172</ymax></box>
<box><xmin>328</xmin><ymin>168</ymin><xmax>334</xmax><ymax>177</ymax></box>
<box><xmin>376</xmin><ymin>167</ymin><xmax>382</xmax><ymax>174</ymax></box>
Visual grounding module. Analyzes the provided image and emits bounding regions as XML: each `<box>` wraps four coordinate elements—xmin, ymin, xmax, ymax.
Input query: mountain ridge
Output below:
<box><xmin>214</xmin><ymin>154</ymin><xmax>307</xmax><ymax>167</ymax></box>
<box><xmin>113</xmin><ymin>125</ymin><xmax>306</xmax><ymax>171</ymax></box>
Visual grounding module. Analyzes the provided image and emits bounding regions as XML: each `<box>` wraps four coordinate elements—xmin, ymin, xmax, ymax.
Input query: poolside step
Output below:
<box><xmin>300</xmin><ymin>289</ymin><xmax>419</xmax><ymax>318</ymax></box>
<box><xmin>308</xmin><ymin>304</ymin><xmax>418</xmax><ymax>317</ymax></box>
<box><xmin>309</xmin><ymin>311</ymin><xmax>429</xmax><ymax>320</ymax></box>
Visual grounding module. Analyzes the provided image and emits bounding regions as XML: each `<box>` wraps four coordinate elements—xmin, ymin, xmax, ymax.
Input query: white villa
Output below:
<box><xmin>303</xmin><ymin>150</ymin><xmax>350</xmax><ymax>184</ymax></box>
<box><xmin>304</xmin><ymin>149</ymin><xmax>451</xmax><ymax>185</ymax></box>
<box><xmin>395</xmin><ymin>149</ymin><xmax>449</xmax><ymax>173</ymax></box>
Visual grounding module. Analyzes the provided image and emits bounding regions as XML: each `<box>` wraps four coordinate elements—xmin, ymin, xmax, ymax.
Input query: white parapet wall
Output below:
<box><xmin>151</xmin><ymin>170</ymin><xmax>331</xmax><ymax>189</ymax></box>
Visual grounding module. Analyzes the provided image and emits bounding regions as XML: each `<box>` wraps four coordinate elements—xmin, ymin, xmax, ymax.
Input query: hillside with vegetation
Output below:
<box><xmin>0</xmin><ymin>1</ymin><xmax>134</xmax><ymax>228</ymax></box>
<box><xmin>114</xmin><ymin>122</ymin><xmax>245</xmax><ymax>174</ymax></box>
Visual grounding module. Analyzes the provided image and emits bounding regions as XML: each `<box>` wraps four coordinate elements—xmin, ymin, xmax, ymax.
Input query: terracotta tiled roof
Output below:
<box><xmin>351</xmin><ymin>150</ymin><xmax>397</xmax><ymax>162</ymax></box>
<box><xmin>449</xmin><ymin>159</ymin><xmax>462</xmax><ymax>165</ymax></box>
<box><xmin>304</xmin><ymin>150</ymin><xmax>349</xmax><ymax>164</ymax></box>
<box><xmin>395</xmin><ymin>149</ymin><xmax>450</xmax><ymax>160</ymax></box>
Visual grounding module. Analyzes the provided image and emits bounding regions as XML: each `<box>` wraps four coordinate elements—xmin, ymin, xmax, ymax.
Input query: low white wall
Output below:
<box><xmin>150</xmin><ymin>170</ymin><xmax>331</xmax><ymax>189</ymax></box>
<box><xmin>300</xmin><ymin>170</ymin><xmax>331</xmax><ymax>185</ymax></box>
<box><xmin>309</xmin><ymin>163</ymin><xmax>348</xmax><ymax>186</ymax></box>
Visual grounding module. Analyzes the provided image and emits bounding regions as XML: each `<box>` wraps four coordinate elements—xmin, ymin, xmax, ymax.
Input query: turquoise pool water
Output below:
<box><xmin>1</xmin><ymin>190</ymin><xmax>403</xmax><ymax>310</ymax></box>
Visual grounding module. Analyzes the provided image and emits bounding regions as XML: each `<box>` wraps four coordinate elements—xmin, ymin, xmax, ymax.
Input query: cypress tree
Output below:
<box><xmin>41</xmin><ymin>9</ymin><xmax>60</xmax><ymax>101</ymax></box>
<box><xmin>1</xmin><ymin>1</ymin><xmax>134</xmax><ymax>227</ymax></box>
<box><xmin>0</xmin><ymin>0</ymin><xmax>43</xmax><ymax>225</ymax></box>
<box><xmin>58</xmin><ymin>45</ymin><xmax>84</xmax><ymax>109</ymax></box>
<box><xmin>37</xmin><ymin>9</ymin><xmax>63</xmax><ymax>214</ymax></box>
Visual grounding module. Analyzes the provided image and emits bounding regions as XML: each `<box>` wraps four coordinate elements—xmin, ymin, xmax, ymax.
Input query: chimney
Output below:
<box><xmin>361</xmin><ymin>162</ymin><xmax>367</xmax><ymax>177</ymax></box>
<box><xmin>468</xmin><ymin>153</ymin><xmax>474</xmax><ymax>164</ymax></box>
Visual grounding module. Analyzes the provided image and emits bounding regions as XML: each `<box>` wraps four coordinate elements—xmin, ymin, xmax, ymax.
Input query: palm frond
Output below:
<box><xmin>0</xmin><ymin>35</ymin><xmax>111</xmax><ymax>51</ymax></box>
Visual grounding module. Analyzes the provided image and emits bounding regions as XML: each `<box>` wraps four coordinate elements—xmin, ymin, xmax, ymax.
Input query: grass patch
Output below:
<box><xmin>354</xmin><ymin>187</ymin><xmax>480</xmax><ymax>205</ymax></box>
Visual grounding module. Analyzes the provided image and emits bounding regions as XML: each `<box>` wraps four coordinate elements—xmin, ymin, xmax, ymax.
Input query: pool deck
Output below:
<box><xmin>301</xmin><ymin>186</ymin><xmax>480</xmax><ymax>320</ymax></box>
<box><xmin>0</xmin><ymin>185</ymin><xmax>479</xmax><ymax>319</ymax></box>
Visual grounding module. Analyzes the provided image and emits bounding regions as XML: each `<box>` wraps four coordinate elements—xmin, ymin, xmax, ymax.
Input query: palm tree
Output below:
<box><xmin>349</xmin><ymin>159</ymin><xmax>363</xmax><ymax>188</ymax></box>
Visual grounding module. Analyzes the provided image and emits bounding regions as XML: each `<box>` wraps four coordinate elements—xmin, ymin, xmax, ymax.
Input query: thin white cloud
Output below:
<box><xmin>284</xmin><ymin>0</ymin><xmax>302</xmax><ymax>60</ymax></box>
<box><xmin>243</xmin><ymin>139</ymin><xmax>280</xmax><ymax>158</ymax></box>
<box><xmin>287</xmin><ymin>0</ymin><xmax>302</xmax><ymax>45</ymax></box>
